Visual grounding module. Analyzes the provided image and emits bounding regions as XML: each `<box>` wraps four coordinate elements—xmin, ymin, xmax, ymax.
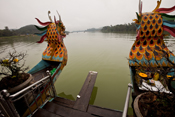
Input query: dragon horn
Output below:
<box><xmin>48</xmin><ymin>11</ymin><xmax>53</xmax><ymax>22</ymax></box>
<box><xmin>56</xmin><ymin>10</ymin><xmax>61</xmax><ymax>22</ymax></box>
<box><xmin>54</xmin><ymin>16</ymin><xmax>57</xmax><ymax>24</ymax></box>
<box><xmin>139</xmin><ymin>0</ymin><xmax>142</xmax><ymax>15</ymax></box>
<box><xmin>152</xmin><ymin>0</ymin><xmax>162</xmax><ymax>12</ymax></box>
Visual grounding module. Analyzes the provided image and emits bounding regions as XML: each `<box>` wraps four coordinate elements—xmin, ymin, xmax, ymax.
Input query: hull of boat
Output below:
<box><xmin>22</xmin><ymin>60</ymin><xmax>65</xmax><ymax>116</ymax></box>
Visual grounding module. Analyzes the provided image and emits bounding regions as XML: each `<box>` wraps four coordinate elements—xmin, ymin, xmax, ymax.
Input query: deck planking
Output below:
<box><xmin>88</xmin><ymin>105</ymin><xmax>123</xmax><ymax>117</ymax></box>
<box><xmin>32</xmin><ymin>108</ymin><xmax>61</xmax><ymax>117</ymax></box>
<box><xmin>33</xmin><ymin>71</ymin><xmax>123</xmax><ymax>117</ymax></box>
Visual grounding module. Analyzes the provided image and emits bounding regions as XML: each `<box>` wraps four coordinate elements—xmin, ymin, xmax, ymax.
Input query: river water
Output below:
<box><xmin>0</xmin><ymin>32</ymin><xmax>174</xmax><ymax>112</ymax></box>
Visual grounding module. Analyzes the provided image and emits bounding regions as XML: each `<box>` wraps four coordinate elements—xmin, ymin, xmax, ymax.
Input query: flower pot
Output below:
<box><xmin>134</xmin><ymin>91</ymin><xmax>175</xmax><ymax>116</ymax></box>
<box><xmin>8</xmin><ymin>74</ymin><xmax>33</xmax><ymax>94</ymax></box>
<box><xmin>133</xmin><ymin>93</ymin><xmax>145</xmax><ymax>117</ymax></box>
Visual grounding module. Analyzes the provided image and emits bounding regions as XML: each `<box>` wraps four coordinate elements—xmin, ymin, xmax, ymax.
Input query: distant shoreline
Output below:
<box><xmin>0</xmin><ymin>34</ymin><xmax>37</xmax><ymax>39</ymax></box>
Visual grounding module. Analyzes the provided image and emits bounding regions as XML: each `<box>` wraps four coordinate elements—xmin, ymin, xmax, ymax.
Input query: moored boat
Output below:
<box><xmin>20</xmin><ymin>11</ymin><xmax>68</xmax><ymax>116</ymax></box>
<box><xmin>129</xmin><ymin>0</ymin><xmax>175</xmax><ymax>100</ymax></box>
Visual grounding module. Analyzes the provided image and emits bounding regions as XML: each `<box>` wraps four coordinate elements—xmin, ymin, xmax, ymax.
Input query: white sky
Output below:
<box><xmin>0</xmin><ymin>0</ymin><xmax>174</xmax><ymax>31</ymax></box>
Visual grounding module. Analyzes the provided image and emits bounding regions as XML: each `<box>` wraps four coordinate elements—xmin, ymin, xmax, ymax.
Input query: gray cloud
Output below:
<box><xmin>0</xmin><ymin>0</ymin><xmax>174</xmax><ymax>31</ymax></box>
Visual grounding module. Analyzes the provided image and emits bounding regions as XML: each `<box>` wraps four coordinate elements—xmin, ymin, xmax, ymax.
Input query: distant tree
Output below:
<box><xmin>5</xmin><ymin>26</ymin><xmax>10</xmax><ymax>31</ymax></box>
<box><xmin>0</xmin><ymin>26</ymin><xmax>13</xmax><ymax>37</ymax></box>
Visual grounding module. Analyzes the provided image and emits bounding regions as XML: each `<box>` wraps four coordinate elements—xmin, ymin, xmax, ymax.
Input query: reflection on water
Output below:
<box><xmin>0</xmin><ymin>33</ymin><xmax>175</xmax><ymax>111</ymax></box>
<box><xmin>57</xmin><ymin>86</ymin><xmax>98</xmax><ymax>105</ymax></box>
<box><xmin>57</xmin><ymin>92</ymin><xmax>75</xmax><ymax>101</ymax></box>
<box><xmin>89</xmin><ymin>86</ymin><xmax>98</xmax><ymax>105</ymax></box>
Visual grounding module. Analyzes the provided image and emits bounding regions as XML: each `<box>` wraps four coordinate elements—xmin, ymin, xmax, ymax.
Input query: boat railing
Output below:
<box><xmin>122</xmin><ymin>83</ymin><xmax>133</xmax><ymax>117</ymax></box>
<box><xmin>0</xmin><ymin>70</ymin><xmax>57</xmax><ymax>117</ymax></box>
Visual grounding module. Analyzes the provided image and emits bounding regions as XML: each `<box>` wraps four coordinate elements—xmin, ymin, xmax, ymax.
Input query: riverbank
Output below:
<box><xmin>0</xmin><ymin>34</ymin><xmax>37</xmax><ymax>39</ymax></box>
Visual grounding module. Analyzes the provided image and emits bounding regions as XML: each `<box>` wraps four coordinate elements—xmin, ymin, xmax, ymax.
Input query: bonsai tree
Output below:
<box><xmin>0</xmin><ymin>50</ymin><xmax>29</xmax><ymax>91</ymax></box>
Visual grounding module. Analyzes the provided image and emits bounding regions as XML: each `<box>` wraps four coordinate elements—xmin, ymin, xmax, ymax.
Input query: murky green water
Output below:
<box><xmin>55</xmin><ymin>32</ymin><xmax>135</xmax><ymax>111</ymax></box>
<box><xmin>0</xmin><ymin>33</ymin><xmax>174</xmax><ymax>112</ymax></box>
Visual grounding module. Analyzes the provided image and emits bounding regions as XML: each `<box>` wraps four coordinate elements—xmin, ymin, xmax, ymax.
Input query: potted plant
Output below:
<box><xmin>134</xmin><ymin>87</ymin><xmax>175</xmax><ymax>117</ymax></box>
<box><xmin>0</xmin><ymin>50</ymin><xmax>33</xmax><ymax>94</ymax></box>
<box><xmin>133</xmin><ymin>57</ymin><xmax>175</xmax><ymax>116</ymax></box>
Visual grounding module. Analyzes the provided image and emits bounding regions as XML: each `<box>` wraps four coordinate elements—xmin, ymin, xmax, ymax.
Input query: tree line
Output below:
<box><xmin>0</xmin><ymin>23</ymin><xmax>137</xmax><ymax>37</ymax></box>
<box><xmin>0</xmin><ymin>26</ymin><xmax>15</xmax><ymax>37</ymax></box>
<box><xmin>0</xmin><ymin>25</ymin><xmax>40</xmax><ymax>37</ymax></box>
<box><xmin>0</xmin><ymin>25</ymin><xmax>70</xmax><ymax>37</ymax></box>
<box><xmin>101</xmin><ymin>23</ymin><xmax>136</xmax><ymax>33</ymax></box>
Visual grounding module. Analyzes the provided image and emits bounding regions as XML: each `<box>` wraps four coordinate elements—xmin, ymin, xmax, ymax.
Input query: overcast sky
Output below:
<box><xmin>0</xmin><ymin>0</ymin><xmax>174</xmax><ymax>31</ymax></box>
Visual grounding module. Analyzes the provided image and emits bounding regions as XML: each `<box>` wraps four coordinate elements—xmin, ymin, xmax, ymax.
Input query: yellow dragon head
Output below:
<box><xmin>133</xmin><ymin>0</ymin><xmax>175</xmax><ymax>38</ymax></box>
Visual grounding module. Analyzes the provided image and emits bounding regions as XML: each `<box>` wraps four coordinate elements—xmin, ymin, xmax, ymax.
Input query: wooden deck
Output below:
<box><xmin>33</xmin><ymin>71</ymin><xmax>123</xmax><ymax>117</ymax></box>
